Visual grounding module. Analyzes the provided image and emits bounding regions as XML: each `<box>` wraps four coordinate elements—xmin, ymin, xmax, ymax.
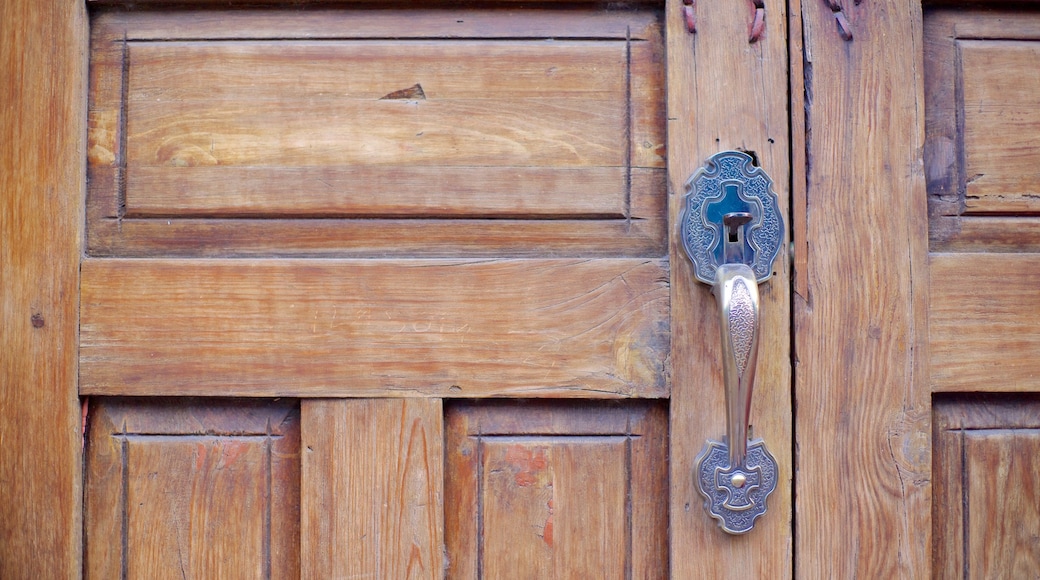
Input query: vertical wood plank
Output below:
<box><xmin>795</xmin><ymin>2</ymin><xmax>931</xmax><ymax>576</ymax></box>
<box><xmin>480</xmin><ymin>441</ymin><xmax>558</xmax><ymax>577</ymax></box>
<box><xmin>301</xmin><ymin>399</ymin><xmax>444</xmax><ymax>579</ymax></box>
<box><xmin>0</xmin><ymin>0</ymin><xmax>86</xmax><ymax>577</ymax></box>
<box><xmin>666</xmin><ymin>0</ymin><xmax>792</xmax><ymax>576</ymax></box>
<box><xmin>931</xmin><ymin>418</ymin><xmax>964</xmax><ymax>579</ymax></box>
<box><xmin>551</xmin><ymin>441</ymin><xmax>629</xmax><ymax>576</ymax></box>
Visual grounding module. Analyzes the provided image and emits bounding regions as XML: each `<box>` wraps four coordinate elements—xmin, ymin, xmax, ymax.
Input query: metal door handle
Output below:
<box><xmin>680</xmin><ymin>151</ymin><xmax>783</xmax><ymax>534</ymax></box>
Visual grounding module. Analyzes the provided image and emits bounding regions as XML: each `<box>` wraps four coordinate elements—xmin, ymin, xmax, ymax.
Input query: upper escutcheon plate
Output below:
<box><xmin>680</xmin><ymin>151</ymin><xmax>784</xmax><ymax>285</ymax></box>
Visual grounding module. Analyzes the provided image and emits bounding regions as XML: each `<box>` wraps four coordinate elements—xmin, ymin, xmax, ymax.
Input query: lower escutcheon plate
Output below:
<box><xmin>694</xmin><ymin>439</ymin><xmax>778</xmax><ymax>534</ymax></box>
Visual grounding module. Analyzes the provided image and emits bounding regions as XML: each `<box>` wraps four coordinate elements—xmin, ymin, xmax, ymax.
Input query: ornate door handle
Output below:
<box><xmin>680</xmin><ymin>151</ymin><xmax>783</xmax><ymax>534</ymax></box>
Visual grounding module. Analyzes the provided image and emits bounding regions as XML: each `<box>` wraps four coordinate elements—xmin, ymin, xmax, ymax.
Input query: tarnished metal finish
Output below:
<box><xmin>680</xmin><ymin>150</ymin><xmax>783</xmax><ymax>284</ymax></box>
<box><xmin>694</xmin><ymin>439</ymin><xmax>778</xmax><ymax>535</ymax></box>
<box><xmin>681</xmin><ymin>151</ymin><xmax>783</xmax><ymax>534</ymax></box>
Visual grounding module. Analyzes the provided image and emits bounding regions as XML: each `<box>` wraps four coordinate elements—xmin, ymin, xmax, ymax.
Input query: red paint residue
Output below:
<box><xmin>503</xmin><ymin>445</ymin><xmax>548</xmax><ymax>487</ymax></box>
<box><xmin>543</xmin><ymin>498</ymin><xmax>554</xmax><ymax>548</ymax></box>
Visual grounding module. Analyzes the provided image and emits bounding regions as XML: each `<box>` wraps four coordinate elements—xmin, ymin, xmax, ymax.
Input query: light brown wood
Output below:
<box><xmin>96</xmin><ymin>9</ymin><xmax>660</xmax><ymax>41</ymax></box>
<box><xmin>666</xmin><ymin>0</ymin><xmax>792</xmax><ymax>576</ymax></box>
<box><xmin>301</xmin><ymin>399</ymin><xmax>443</xmax><ymax>578</ymax></box>
<box><xmin>930</xmin><ymin>216</ymin><xmax>1040</xmax><ymax>253</ymax></box>
<box><xmin>125</xmin><ymin>45</ymin><xmax>629</xmax><ymax>166</ymax></box>
<box><xmin>965</xmin><ymin>431</ymin><xmax>1040</xmax><ymax>579</ymax></box>
<box><xmin>125</xmin><ymin>167</ymin><xmax>651</xmax><ymax>219</ymax></box>
<box><xmin>789</xmin><ymin>0</ymin><xmax>810</xmax><ymax>300</ymax></box>
<box><xmin>960</xmin><ymin>40</ymin><xmax>1040</xmax><ymax>214</ymax></box>
<box><xmin>932</xmin><ymin>406</ymin><xmax>965</xmax><ymax>579</ymax></box>
<box><xmin>933</xmin><ymin>397</ymin><xmax>1040</xmax><ymax>579</ymax></box>
<box><xmin>86</xmin><ymin>216</ymin><xmax>667</xmax><ymax>258</ymax></box>
<box><xmin>925</xmin><ymin>11</ymin><xmax>1040</xmax><ymax>249</ymax></box>
<box><xmin>88</xmin><ymin>10</ymin><xmax>666</xmax><ymax>255</ymax></box>
<box><xmin>91</xmin><ymin>0</ymin><xmax>657</xmax><ymax>5</ymax></box>
<box><xmin>80</xmin><ymin>258</ymin><xmax>669</xmax><ymax>397</ymax></box>
<box><xmin>85</xmin><ymin>399</ymin><xmax>301</xmax><ymax>579</ymax></box>
<box><xmin>929</xmin><ymin>253</ymin><xmax>1040</xmax><ymax>392</ymax></box>
<box><xmin>444</xmin><ymin>401</ymin><xmax>667</xmax><ymax>578</ymax></box>
<box><xmin>795</xmin><ymin>1</ymin><xmax>932</xmax><ymax>576</ymax></box>
<box><xmin>0</xmin><ymin>0</ymin><xmax>86</xmax><ymax>577</ymax></box>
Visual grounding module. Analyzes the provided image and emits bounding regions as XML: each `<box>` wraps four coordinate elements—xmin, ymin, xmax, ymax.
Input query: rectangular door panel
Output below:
<box><xmin>84</xmin><ymin>399</ymin><xmax>301</xmax><ymax>579</ymax></box>
<box><xmin>933</xmin><ymin>396</ymin><xmax>1040</xmax><ymax>579</ymax></box>
<box><xmin>87</xmin><ymin>10</ymin><xmax>666</xmax><ymax>257</ymax></box>
<box><xmin>926</xmin><ymin>10</ymin><xmax>1040</xmax><ymax>251</ymax></box>
<box><xmin>444</xmin><ymin>401</ymin><xmax>668</xmax><ymax>578</ymax></box>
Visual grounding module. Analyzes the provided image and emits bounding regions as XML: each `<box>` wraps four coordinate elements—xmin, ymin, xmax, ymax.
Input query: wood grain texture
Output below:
<box><xmin>444</xmin><ymin>401</ymin><xmax>667</xmax><ymax>578</ymax></box>
<box><xmin>930</xmin><ymin>253</ymin><xmax>1040</xmax><ymax>392</ymax></box>
<box><xmin>124</xmin><ymin>42</ymin><xmax>631</xmax><ymax>167</ymax></box>
<box><xmin>666</xmin><ymin>0</ymin><xmax>792</xmax><ymax>576</ymax></box>
<box><xmin>964</xmin><ymin>431</ymin><xmax>1040</xmax><ymax>579</ymax></box>
<box><xmin>933</xmin><ymin>396</ymin><xmax>1040</xmax><ymax>579</ymax></box>
<box><xmin>795</xmin><ymin>1</ymin><xmax>932</xmax><ymax>576</ymax></box>
<box><xmin>932</xmin><ymin>411</ymin><xmax>964</xmax><ymax>579</ymax></box>
<box><xmin>301</xmin><ymin>399</ymin><xmax>443</xmax><ymax>579</ymax></box>
<box><xmin>80</xmin><ymin>258</ymin><xmax>669</xmax><ymax>398</ymax></box>
<box><xmin>86</xmin><ymin>216</ymin><xmax>667</xmax><ymax>258</ymax></box>
<box><xmin>0</xmin><ymin>0</ymin><xmax>86</xmax><ymax>577</ymax></box>
<box><xmin>925</xmin><ymin>11</ymin><xmax>1040</xmax><ymax>249</ymax></box>
<box><xmin>87</xmin><ymin>10</ymin><xmax>666</xmax><ymax>256</ymax></box>
<box><xmin>960</xmin><ymin>40</ymin><xmax>1040</xmax><ymax>214</ymax></box>
<box><xmin>94</xmin><ymin>9</ymin><xmax>660</xmax><ymax>41</ymax></box>
<box><xmin>90</xmin><ymin>0</ymin><xmax>658</xmax><ymax>5</ymax></box>
<box><xmin>929</xmin><ymin>216</ymin><xmax>1040</xmax><ymax>253</ymax></box>
<box><xmin>85</xmin><ymin>399</ymin><xmax>301</xmax><ymax>579</ymax></box>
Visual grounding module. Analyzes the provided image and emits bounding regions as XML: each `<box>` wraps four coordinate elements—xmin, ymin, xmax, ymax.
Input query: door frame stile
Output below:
<box><xmin>0</xmin><ymin>0</ymin><xmax>88</xmax><ymax>576</ymax></box>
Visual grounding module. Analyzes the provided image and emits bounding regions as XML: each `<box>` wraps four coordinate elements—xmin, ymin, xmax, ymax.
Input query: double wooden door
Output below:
<box><xmin>3</xmin><ymin>0</ymin><xmax>1040</xmax><ymax>577</ymax></box>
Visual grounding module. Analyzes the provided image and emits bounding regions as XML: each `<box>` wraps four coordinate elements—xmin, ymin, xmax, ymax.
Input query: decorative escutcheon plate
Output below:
<box><xmin>680</xmin><ymin>150</ymin><xmax>784</xmax><ymax>284</ymax></box>
<box><xmin>682</xmin><ymin>151</ymin><xmax>784</xmax><ymax>535</ymax></box>
<box><xmin>694</xmin><ymin>439</ymin><xmax>779</xmax><ymax>535</ymax></box>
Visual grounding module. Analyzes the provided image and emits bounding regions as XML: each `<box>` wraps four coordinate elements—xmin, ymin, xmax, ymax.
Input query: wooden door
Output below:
<box><xmin>4</xmin><ymin>0</ymin><xmax>1038</xmax><ymax>577</ymax></box>
<box><xmin>6</xmin><ymin>1</ymin><xmax>794</xmax><ymax>575</ymax></box>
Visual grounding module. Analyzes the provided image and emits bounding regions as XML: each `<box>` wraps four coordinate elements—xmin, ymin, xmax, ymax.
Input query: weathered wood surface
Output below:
<box><xmin>121</xmin><ymin>40</ymin><xmax>658</xmax><ymax>206</ymax></box>
<box><xmin>933</xmin><ymin>397</ymin><xmax>1040</xmax><ymax>579</ymax></box>
<box><xmin>85</xmin><ymin>399</ymin><xmax>301</xmax><ymax>579</ymax></box>
<box><xmin>959</xmin><ymin>41</ymin><xmax>1040</xmax><ymax>213</ymax></box>
<box><xmin>86</xmin><ymin>216</ymin><xmax>668</xmax><ymax>258</ymax></box>
<box><xmin>94</xmin><ymin>9</ymin><xmax>659</xmax><ymax>40</ymax></box>
<box><xmin>666</xmin><ymin>0</ymin><xmax>792</xmax><ymax>576</ymax></box>
<box><xmin>929</xmin><ymin>253</ymin><xmax>1040</xmax><ymax>392</ymax></box>
<box><xmin>87</xmin><ymin>10</ymin><xmax>666</xmax><ymax>256</ymax></box>
<box><xmin>964</xmin><ymin>432</ymin><xmax>1040</xmax><ymax>578</ymax></box>
<box><xmin>0</xmin><ymin>0</ymin><xmax>86</xmax><ymax>577</ymax></box>
<box><xmin>444</xmin><ymin>401</ymin><xmax>667</xmax><ymax>578</ymax></box>
<box><xmin>301</xmin><ymin>399</ymin><xmax>443</xmax><ymax>579</ymax></box>
<box><xmin>925</xmin><ymin>11</ymin><xmax>1040</xmax><ymax>250</ymax></box>
<box><xmin>80</xmin><ymin>259</ymin><xmax>669</xmax><ymax>397</ymax></box>
<box><xmin>795</xmin><ymin>1</ymin><xmax>931</xmax><ymax>576</ymax></box>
